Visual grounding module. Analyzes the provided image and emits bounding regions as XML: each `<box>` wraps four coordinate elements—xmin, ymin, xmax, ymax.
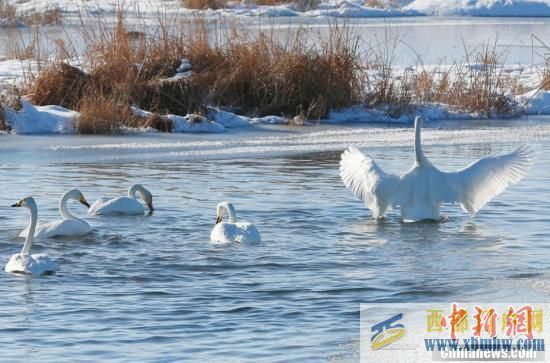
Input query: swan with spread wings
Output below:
<box><xmin>340</xmin><ymin>116</ymin><xmax>534</xmax><ymax>222</ymax></box>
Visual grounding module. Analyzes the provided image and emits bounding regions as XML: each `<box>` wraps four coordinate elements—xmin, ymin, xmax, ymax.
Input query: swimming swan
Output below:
<box><xmin>19</xmin><ymin>189</ymin><xmax>91</xmax><ymax>239</ymax></box>
<box><xmin>6</xmin><ymin>197</ymin><xmax>55</xmax><ymax>276</ymax></box>
<box><xmin>88</xmin><ymin>184</ymin><xmax>153</xmax><ymax>216</ymax></box>
<box><xmin>210</xmin><ymin>202</ymin><xmax>261</xmax><ymax>243</ymax></box>
<box><xmin>340</xmin><ymin>116</ymin><xmax>534</xmax><ymax>222</ymax></box>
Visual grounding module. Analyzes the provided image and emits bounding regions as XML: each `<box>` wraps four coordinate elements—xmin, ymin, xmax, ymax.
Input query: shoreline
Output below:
<box><xmin>2</xmin><ymin>118</ymin><xmax>549</xmax><ymax>163</ymax></box>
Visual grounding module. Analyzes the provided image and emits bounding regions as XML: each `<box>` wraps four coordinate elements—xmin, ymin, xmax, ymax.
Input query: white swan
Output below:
<box><xmin>88</xmin><ymin>184</ymin><xmax>153</xmax><ymax>216</ymax></box>
<box><xmin>19</xmin><ymin>189</ymin><xmax>91</xmax><ymax>239</ymax></box>
<box><xmin>6</xmin><ymin>197</ymin><xmax>55</xmax><ymax>276</ymax></box>
<box><xmin>340</xmin><ymin>116</ymin><xmax>534</xmax><ymax>222</ymax></box>
<box><xmin>210</xmin><ymin>202</ymin><xmax>261</xmax><ymax>243</ymax></box>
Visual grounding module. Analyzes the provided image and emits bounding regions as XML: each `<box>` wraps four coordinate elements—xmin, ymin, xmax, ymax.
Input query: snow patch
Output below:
<box><xmin>168</xmin><ymin>114</ymin><xmax>226</xmax><ymax>133</ymax></box>
<box><xmin>131</xmin><ymin>107</ymin><xmax>226</xmax><ymax>133</ymax></box>
<box><xmin>6</xmin><ymin>100</ymin><xmax>77</xmax><ymax>134</ymax></box>
<box><xmin>405</xmin><ymin>0</ymin><xmax>550</xmax><ymax>17</ymax></box>
<box><xmin>517</xmin><ymin>89</ymin><xmax>550</xmax><ymax>115</ymax></box>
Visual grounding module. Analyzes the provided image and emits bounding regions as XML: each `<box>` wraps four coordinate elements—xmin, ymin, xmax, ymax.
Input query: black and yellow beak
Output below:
<box><xmin>10</xmin><ymin>202</ymin><xmax>20</xmax><ymax>208</ymax></box>
<box><xmin>216</xmin><ymin>216</ymin><xmax>222</xmax><ymax>224</ymax></box>
<box><xmin>80</xmin><ymin>194</ymin><xmax>91</xmax><ymax>208</ymax></box>
<box><xmin>147</xmin><ymin>201</ymin><xmax>154</xmax><ymax>211</ymax></box>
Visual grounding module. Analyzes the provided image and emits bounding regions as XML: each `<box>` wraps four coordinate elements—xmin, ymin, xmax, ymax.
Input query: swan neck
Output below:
<box><xmin>21</xmin><ymin>205</ymin><xmax>37</xmax><ymax>255</ymax></box>
<box><xmin>129</xmin><ymin>185</ymin><xmax>142</xmax><ymax>199</ymax></box>
<box><xmin>59</xmin><ymin>192</ymin><xmax>77</xmax><ymax>220</ymax></box>
<box><xmin>414</xmin><ymin>119</ymin><xmax>425</xmax><ymax>164</ymax></box>
<box><xmin>226</xmin><ymin>204</ymin><xmax>237</xmax><ymax>223</ymax></box>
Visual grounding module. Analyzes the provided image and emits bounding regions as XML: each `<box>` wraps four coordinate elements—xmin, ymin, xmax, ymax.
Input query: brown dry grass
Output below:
<box><xmin>251</xmin><ymin>0</ymin><xmax>290</xmax><ymax>5</ymax></box>
<box><xmin>20</xmin><ymin>8</ymin><xmax>63</xmax><ymax>26</ymax></box>
<box><xmin>76</xmin><ymin>93</ymin><xmax>138</xmax><ymax>134</ymax></box>
<box><xmin>542</xmin><ymin>73</ymin><xmax>550</xmax><ymax>91</ymax></box>
<box><xmin>181</xmin><ymin>0</ymin><xmax>227</xmax><ymax>10</ymax></box>
<box><xmin>364</xmin><ymin>0</ymin><xmax>401</xmax><ymax>8</ymax></box>
<box><xmin>186</xmin><ymin>25</ymin><xmax>362</xmax><ymax>118</ymax></box>
<box><xmin>0</xmin><ymin>2</ymin><xmax>62</xmax><ymax>26</ymax></box>
<box><xmin>141</xmin><ymin>113</ymin><xmax>173</xmax><ymax>132</ymax></box>
<box><xmin>542</xmin><ymin>59</ymin><xmax>550</xmax><ymax>91</ymax></box>
<box><xmin>0</xmin><ymin>0</ymin><xmax>15</xmax><ymax>21</ymax></box>
<box><xmin>180</xmin><ymin>0</ymin><xmax>319</xmax><ymax>10</ymax></box>
<box><xmin>21</xmin><ymin>13</ymin><xmax>362</xmax><ymax>132</ymax></box>
<box><xmin>26</xmin><ymin>63</ymin><xmax>92</xmax><ymax>109</ymax></box>
<box><xmin>0</xmin><ymin>100</ymin><xmax>5</xmax><ymax>131</ymax></box>
<box><xmin>363</xmin><ymin>39</ymin><xmax>521</xmax><ymax>118</ymax></box>
<box><xmin>14</xmin><ymin>9</ymin><xmax>529</xmax><ymax>133</ymax></box>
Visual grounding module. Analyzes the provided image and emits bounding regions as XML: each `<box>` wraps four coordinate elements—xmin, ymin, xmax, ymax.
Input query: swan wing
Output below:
<box><xmin>210</xmin><ymin>223</ymin><xmax>232</xmax><ymax>243</ymax></box>
<box><xmin>211</xmin><ymin>222</ymin><xmax>261</xmax><ymax>243</ymax></box>
<box><xmin>235</xmin><ymin>222</ymin><xmax>261</xmax><ymax>243</ymax></box>
<box><xmin>89</xmin><ymin>197</ymin><xmax>145</xmax><ymax>216</ymax></box>
<box><xmin>5</xmin><ymin>253</ymin><xmax>55</xmax><ymax>276</ymax></box>
<box><xmin>340</xmin><ymin>146</ymin><xmax>401</xmax><ymax>217</ymax></box>
<box><xmin>22</xmin><ymin>220</ymin><xmax>91</xmax><ymax>239</ymax></box>
<box><xmin>437</xmin><ymin>145</ymin><xmax>534</xmax><ymax>214</ymax></box>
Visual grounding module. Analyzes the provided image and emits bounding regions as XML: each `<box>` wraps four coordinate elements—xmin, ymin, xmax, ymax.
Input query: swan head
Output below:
<box><xmin>216</xmin><ymin>202</ymin><xmax>236</xmax><ymax>224</ymax></box>
<box><xmin>141</xmin><ymin>188</ymin><xmax>154</xmax><ymax>211</ymax></box>
<box><xmin>65</xmin><ymin>189</ymin><xmax>91</xmax><ymax>208</ymax></box>
<box><xmin>11</xmin><ymin>196</ymin><xmax>37</xmax><ymax>210</ymax></box>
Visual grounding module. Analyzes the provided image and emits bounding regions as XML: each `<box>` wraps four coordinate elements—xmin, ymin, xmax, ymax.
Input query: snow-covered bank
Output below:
<box><xmin>226</xmin><ymin>1</ymin><xmax>420</xmax><ymax>18</ymax></box>
<box><xmin>405</xmin><ymin>0</ymin><xmax>550</xmax><ymax>17</ymax></box>
<box><xmin>2</xmin><ymin>59</ymin><xmax>550</xmax><ymax>135</ymax></box>
<box><xmin>3</xmin><ymin>0</ymin><xmax>550</xmax><ymax>21</ymax></box>
<box><xmin>5</xmin><ymin>101</ymin><xmax>77</xmax><ymax>134</ymax></box>
<box><xmin>4</xmin><ymin>86</ymin><xmax>550</xmax><ymax>135</ymax></box>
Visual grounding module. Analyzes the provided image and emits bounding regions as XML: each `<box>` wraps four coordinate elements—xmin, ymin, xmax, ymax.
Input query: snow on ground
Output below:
<box><xmin>5</xmin><ymin>100</ymin><xmax>77</xmax><ymax>134</ymax></box>
<box><xmin>227</xmin><ymin>1</ymin><xmax>420</xmax><ymax>18</ymax></box>
<box><xmin>4</xmin><ymin>0</ymin><xmax>549</xmax><ymax>20</ymax></box>
<box><xmin>1</xmin><ymin>47</ymin><xmax>549</xmax><ymax>135</ymax></box>
<box><xmin>517</xmin><ymin>89</ymin><xmax>550</xmax><ymax>115</ymax></box>
<box><xmin>2</xmin><ymin>0</ymin><xmax>417</xmax><ymax>21</ymax></box>
<box><xmin>405</xmin><ymin>0</ymin><xmax>550</xmax><ymax>17</ymax></box>
<box><xmin>0</xmin><ymin>59</ymin><xmax>36</xmax><ymax>87</ymax></box>
<box><xmin>130</xmin><ymin>107</ymin><xmax>226</xmax><ymax>133</ymax></box>
<box><xmin>168</xmin><ymin>114</ymin><xmax>225</xmax><ymax>133</ymax></box>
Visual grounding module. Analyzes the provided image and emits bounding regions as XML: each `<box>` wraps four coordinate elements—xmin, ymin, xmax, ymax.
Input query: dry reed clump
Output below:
<box><xmin>135</xmin><ymin>77</ymin><xmax>206</xmax><ymax>116</ymax></box>
<box><xmin>141</xmin><ymin>113</ymin><xmax>173</xmax><ymax>132</ymax></box>
<box><xmin>76</xmin><ymin>94</ymin><xmax>139</xmax><ymax>134</ymax></box>
<box><xmin>431</xmin><ymin>45</ymin><xmax>519</xmax><ymax>116</ymax></box>
<box><xmin>364</xmin><ymin>0</ymin><xmax>401</xmax><ymax>8</ymax></box>
<box><xmin>187</xmin><ymin>27</ymin><xmax>362</xmax><ymax>119</ymax></box>
<box><xmin>26</xmin><ymin>63</ymin><xmax>92</xmax><ymax>109</ymax></box>
<box><xmin>181</xmin><ymin>0</ymin><xmax>227</xmax><ymax>9</ymax></box>
<box><xmin>363</xmin><ymin>42</ymin><xmax>521</xmax><ymax>118</ymax></box>
<box><xmin>180</xmin><ymin>0</ymin><xmax>319</xmax><ymax>10</ymax></box>
<box><xmin>17</xmin><ymin>8</ymin><xmax>525</xmax><ymax>133</ymax></box>
<box><xmin>20</xmin><ymin>8</ymin><xmax>63</xmax><ymax>26</ymax></box>
<box><xmin>16</xmin><ymin>9</ymin><xmax>362</xmax><ymax>132</ymax></box>
<box><xmin>542</xmin><ymin>61</ymin><xmax>550</xmax><ymax>91</ymax></box>
<box><xmin>23</xmin><ymin>11</ymin><xmax>194</xmax><ymax>133</ymax></box>
<box><xmin>0</xmin><ymin>2</ymin><xmax>62</xmax><ymax>26</ymax></box>
<box><xmin>0</xmin><ymin>100</ymin><xmax>5</xmax><ymax>131</ymax></box>
<box><xmin>0</xmin><ymin>0</ymin><xmax>15</xmax><ymax>23</ymax></box>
